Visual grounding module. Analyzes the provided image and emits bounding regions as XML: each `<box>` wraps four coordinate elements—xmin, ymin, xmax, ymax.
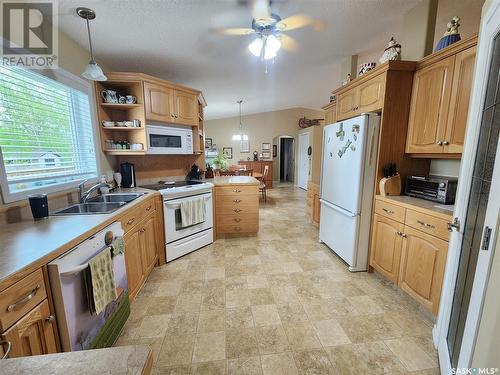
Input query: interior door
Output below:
<box><xmin>436</xmin><ymin>5</ymin><xmax>500</xmax><ymax>372</ymax></box>
<box><xmin>297</xmin><ymin>132</ymin><xmax>310</xmax><ymax>190</ymax></box>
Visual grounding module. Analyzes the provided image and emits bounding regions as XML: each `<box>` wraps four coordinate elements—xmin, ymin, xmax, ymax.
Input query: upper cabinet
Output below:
<box><xmin>173</xmin><ymin>89</ymin><xmax>199</xmax><ymax>126</ymax></box>
<box><xmin>322</xmin><ymin>101</ymin><xmax>336</xmax><ymax>125</ymax></box>
<box><xmin>144</xmin><ymin>81</ymin><xmax>175</xmax><ymax>123</ymax></box>
<box><xmin>406</xmin><ymin>36</ymin><xmax>477</xmax><ymax>156</ymax></box>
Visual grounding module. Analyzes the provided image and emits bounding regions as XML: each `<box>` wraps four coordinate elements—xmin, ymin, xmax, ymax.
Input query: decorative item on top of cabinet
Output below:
<box><xmin>406</xmin><ymin>35</ymin><xmax>477</xmax><ymax>156</ymax></box>
<box><xmin>434</xmin><ymin>16</ymin><xmax>461</xmax><ymax>52</ymax></box>
<box><xmin>379</xmin><ymin>37</ymin><xmax>402</xmax><ymax>64</ymax></box>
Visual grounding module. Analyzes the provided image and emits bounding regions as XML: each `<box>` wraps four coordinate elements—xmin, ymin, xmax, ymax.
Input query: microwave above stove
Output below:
<box><xmin>146</xmin><ymin>124</ymin><xmax>193</xmax><ymax>155</ymax></box>
<box><xmin>405</xmin><ymin>175</ymin><xmax>458</xmax><ymax>204</ymax></box>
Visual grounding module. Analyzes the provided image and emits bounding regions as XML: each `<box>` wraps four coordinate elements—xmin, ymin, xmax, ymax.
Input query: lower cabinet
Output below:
<box><xmin>306</xmin><ymin>181</ymin><xmax>321</xmax><ymax>226</ymax></box>
<box><xmin>140</xmin><ymin>215</ymin><xmax>160</xmax><ymax>276</ymax></box>
<box><xmin>124</xmin><ymin>228</ymin><xmax>146</xmax><ymax>300</ymax></box>
<box><xmin>215</xmin><ymin>185</ymin><xmax>259</xmax><ymax>237</ymax></box>
<box><xmin>1</xmin><ymin>300</ymin><xmax>58</xmax><ymax>358</ymax></box>
<box><xmin>370</xmin><ymin>197</ymin><xmax>451</xmax><ymax>315</ymax></box>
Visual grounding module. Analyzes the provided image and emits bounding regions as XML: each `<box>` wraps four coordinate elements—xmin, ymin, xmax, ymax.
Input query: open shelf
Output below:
<box><xmin>101</xmin><ymin>126</ymin><xmax>144</xmax><ymax>131</ymax></box>
<box><xmin>104</xmin><ymin>149</ymin><xmax>146</xmax><ymax>156</ymax></box>
<box><xmin>99</xmin><ymin>103</ymin><xmax>142</xmax><ymax>109</ymax></box>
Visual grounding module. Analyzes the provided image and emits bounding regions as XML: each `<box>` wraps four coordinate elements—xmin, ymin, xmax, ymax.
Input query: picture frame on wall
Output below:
<box><xmin>273</xmin><ymin>144</ymin><xmax>277</xmax><ymax>157</ymax></box>
<box><xmin>240</xmin><ymin>140</ymin><xmax>250</xmax><ymax>153</ymax></box>
<box><xmin>223</xmin><ymin>147</ymin><xmax>233</xmax><ymax>159</ymax></box>
<box><xmin>262</xmin><ymin>142</ymin><xmax>271</xmax><ymax>151</ymax></box>
<box><xmin>262</xmin><ymin>151</ymin><xmax>271</xmax><ymax>159</ymax></box>
<box><xmin>205</xmin><ymin>138</ymin><xmax>212</xmax><ymax>149</ymax></box>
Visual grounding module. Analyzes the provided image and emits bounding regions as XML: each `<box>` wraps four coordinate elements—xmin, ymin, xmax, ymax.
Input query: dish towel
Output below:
<box><xmin>110</xmin><ymin>236</ymin><xmax>125</xmax><ymax>257</ymax></box>
<box><xmin>84</xmin><ymin>248</ymin><xmax>117</xmax><ymax>315</ymax></box>
<box><xmin>180</xmin><ymin>196</ymin><xmax>206</xmax><ymax>228</ymax></box>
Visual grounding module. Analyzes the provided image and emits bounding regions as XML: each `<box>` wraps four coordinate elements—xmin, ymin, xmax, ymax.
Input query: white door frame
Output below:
<box><xmin>297</xmin><ymin>132</ymin><xmax>310</xmax><ymax>190</ymax></box>
<box><xmin>434</xmin><ymin>2</ymin><xmax>500</xmax><ymax>372</ymax></box>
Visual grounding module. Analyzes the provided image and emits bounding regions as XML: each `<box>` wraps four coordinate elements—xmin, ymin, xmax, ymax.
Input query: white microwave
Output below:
<box><xmin>146</xmin><ymin>124</ymin><xmax>193</xmax><ymax>155</ymax></box>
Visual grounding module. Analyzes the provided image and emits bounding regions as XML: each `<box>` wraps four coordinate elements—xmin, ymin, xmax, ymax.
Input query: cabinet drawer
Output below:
<box><xmin>374</xmin><ymin>200</ymin><xmax>406</xmax><ymax>223</ymax></box>
<box><xmin>217</xmin><ymin>218</ymin><xmax>259</xmax><ymax>234</ymax></box>
<box><xmin>216</xmin><ymin>195</ymin><xmax>259</xmax><ymax>214</ymax></box>
<box><xmin>215</xmin><ymin>186</ymin><xmax>258</xmax><ymax>197</ymax></box>
<box><xmin>217</xmin><ymin>214</ymin><xmax>258</xmax><ymax>226</ymax></box>
<box><xmin>121</xmin><ymin>197</ymin><xmax>156</xmax><ymax>233</ymax></box>
<box><xmin>405</xmin><ymin>209</ymin><xmax>450</xmax><ymax>241</ymax></box>
<box><xmin>0</xmin><ymin>269</ymin><xmax>47</xmax><ymax>331</ymax></box>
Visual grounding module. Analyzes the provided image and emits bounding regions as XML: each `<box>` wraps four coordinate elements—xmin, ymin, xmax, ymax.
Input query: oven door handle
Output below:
<box><xmin>164</xmin><ymin>196</ymin><xmax>211</xmax><ymax>209</ymax></box>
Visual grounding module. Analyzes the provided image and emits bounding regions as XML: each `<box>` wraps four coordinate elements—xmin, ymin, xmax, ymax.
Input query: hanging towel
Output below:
<box><xmin>84</xmin><ymin>248</ymin><xmax>117</xmax><ymax>315</ymax></box>
<box><xmin>110</xmin><ymin>236</ymin><xmax>125</xmax><ymax>257</ymax></box>
<box><xmin>180</xmin><ymin>196</ymin><xmax>206</xmax><ymax>228</ymax></box>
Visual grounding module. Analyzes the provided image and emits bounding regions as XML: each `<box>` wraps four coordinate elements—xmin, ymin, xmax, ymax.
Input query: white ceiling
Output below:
<box><xmin>57</xmin><ymin>0</ymin><xmax>421</xmax><ymax>119</ymax></box>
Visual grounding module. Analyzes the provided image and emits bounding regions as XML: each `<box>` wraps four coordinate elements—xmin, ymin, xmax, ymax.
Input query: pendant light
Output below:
<box><xmin>232</xmin><ymin>100</ymin><xmax>248</xmax><ymax>142</ymax></box>
<box><xmin>77</xmin><ymin>7</ymin><xmax>107</xmax><ymax>81</ymax></box>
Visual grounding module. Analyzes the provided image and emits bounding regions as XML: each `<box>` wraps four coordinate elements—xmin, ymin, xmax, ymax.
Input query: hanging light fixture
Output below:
<box><xmin>77</xmin><ymin>7</ymin><xmax>107</xmax><ymax>81</ymax></box>
<box><xmin>247</xmin><ymin>33</ymin><xmax>281</xmax><ymax>60</ymax></box>
<box><xmin>232</xmin><ymin>100</ymin><xmax>248</xmax><ymax>142</ymax></box>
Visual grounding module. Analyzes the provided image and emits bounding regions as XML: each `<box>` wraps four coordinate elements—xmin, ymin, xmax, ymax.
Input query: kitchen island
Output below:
<box><xmin>212</xmin><ymin>176</ymin><xmax>260</xmax><ymax>237</ymax></box>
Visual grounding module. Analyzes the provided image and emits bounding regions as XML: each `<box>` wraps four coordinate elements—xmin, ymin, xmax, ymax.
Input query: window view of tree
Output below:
<box><xmin>0</xmin><ymin>66</ymin><xmax>97</xmax><ymax>200</ymax></box>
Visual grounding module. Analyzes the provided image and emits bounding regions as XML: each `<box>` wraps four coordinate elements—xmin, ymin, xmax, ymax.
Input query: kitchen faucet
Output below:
<box><xmin>78</xmin><ymin>179</ymin><xmax>113</xmax><ymax>203</ymax></box>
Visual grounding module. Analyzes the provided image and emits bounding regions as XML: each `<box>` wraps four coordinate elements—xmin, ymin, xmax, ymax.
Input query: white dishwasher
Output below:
<box><xmin>48</xmin><ymin>221</ymin><xmax>129</xmax><ymax>351</ymax></box>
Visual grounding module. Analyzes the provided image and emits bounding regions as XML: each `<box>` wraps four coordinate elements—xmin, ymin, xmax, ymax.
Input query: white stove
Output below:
<box><xmin>141</xmin><ymin>180</ymin><xmax>214</xmax><ymax>261</ymax></box>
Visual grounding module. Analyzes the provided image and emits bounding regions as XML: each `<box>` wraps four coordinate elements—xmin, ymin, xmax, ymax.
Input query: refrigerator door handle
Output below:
<box><xmin>368</xmin><ymin>127</ymin><xmax>376</xmax><ymax>166</ymax></box>
<box><xmin>320</xmin><ymin>199</ymin><xmax>357</xmax><ymax>217</ymax></box>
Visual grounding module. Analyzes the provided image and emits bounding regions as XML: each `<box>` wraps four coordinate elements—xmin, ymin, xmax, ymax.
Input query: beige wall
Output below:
<box><xmin>205</xmin><ymin>107</ymin><xmax>324</xmax><ymax>182</ymax></box>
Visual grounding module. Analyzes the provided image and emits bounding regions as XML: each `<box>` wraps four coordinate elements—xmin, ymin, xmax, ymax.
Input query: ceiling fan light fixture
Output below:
<box><xmin>248</xmin><ymin>37</ymin><xmax>263</xmax><ymax>57</ymax></box>
<box><xmin>266</xmin><ymin>34</ymin><xmax>281</xmax><ymax>53</ymax></box>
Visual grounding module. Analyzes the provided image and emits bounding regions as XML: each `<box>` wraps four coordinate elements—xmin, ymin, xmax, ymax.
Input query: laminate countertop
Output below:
<box><xmin>376</xmin><ymin>194</ymin><xmax>454</xmax><ymax>220</ymax></box>
<box><xmin>210</xmin><ymin>176</ymin><xmax>260</xmax><ymax>186</ymax></box>
<box><xmin>0</xmin><ymin>188</ymin><xmax>159</xmax><ymax>291</ymax></box>
<box><xmin>0</xmin><ymin>345</ymin><xmax>152</xmax><ymax>375</ymax></box>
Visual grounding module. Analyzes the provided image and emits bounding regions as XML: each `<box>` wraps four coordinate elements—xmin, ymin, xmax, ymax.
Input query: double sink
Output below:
<box><xmin>51</xmin><ymin>193</ymin><xmax>145</xmax><ymax>215</ymax></box>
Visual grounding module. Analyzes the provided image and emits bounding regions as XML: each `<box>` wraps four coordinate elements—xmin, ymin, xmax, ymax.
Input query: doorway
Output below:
<box><xmin>279</xmin><ymin>137</ymin><xmax>294</xmax><ymax>183</ymax></box>
<box><xmin>297</xmin><ymin>132</ymin><xmax>310</xmax><ymax>190</ymax></box>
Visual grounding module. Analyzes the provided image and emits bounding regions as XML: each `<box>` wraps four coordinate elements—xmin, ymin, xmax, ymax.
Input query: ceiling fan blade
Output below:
<box><xmin>211</xmin><ymin>27</ymin><xmax>255</xmax><ymax>35</ymax></box>
<box><xmin>280</xmin><ymin>34</ymin><xmax>299</xmax><ymax>52</ymax></box>
<box><xmin>252</xmin><ymin>0</ymin><xmax>271</xmax><ymax>22</ymax></box>
<box><xmin>277</xmin><ymin>14</ymin><xmax>326</xmax><ymax>32</ymax></box>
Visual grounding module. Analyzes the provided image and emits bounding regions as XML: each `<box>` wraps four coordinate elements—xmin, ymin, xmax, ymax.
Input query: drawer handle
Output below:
<box><xmin>45</xmin><ymin>315</ymin><xmax>56</xmax><ymax>323</ymax></box>
<box><xmin>127</xmin><ymin>218</ymin><xmax>135</xmax><ymax>225</ymax></box>
<box><xmin>382</xmin><ymin>208</ymin><xmax>394</xmax><ymax>214</ymax></box>
<box><xmin>396</xmin><ymin>231</ymin><xmax>407</xmax><ymax>238</ymax></box>
<box><xmin>7</xmin><ymin>285</ymin><xmax>41</xmax><ymax>312</ymax></box>
<box><xmin>146</xmin><ymin>205</ymin><xmax>152</xmax><ymax>211</ymax></box>
<box><xmin>233</xmin><ymin>199</ymin><xmax>242</xmax><ymax>203</ymax></box>
<box><xmin>140</xmin><ymin>228</ymin><xmax>146</xmax><ymax>233</ymax></box>
<box><xmin>234</xmin><ymin>227</ymin><xmax>241</xmax><ymax>231</ymax></box>
<box><xmin>417</xmin><ymin>220</ymin><xmax>435</xmax><ymax>229</ymax></box>
<box><xmin>233</xmin><ymin>189</ymin><xmax>242</xmax><ymax>193</ymax></box>
<box><xmin>0</xmin><ymin>341</ymin><xmax>12</xmax><ymax>359</ymax></box>
<box><xmin>233</xmin><ymin>209</ymin><xmax>242</xmax><ymax>213</ymax></box>
<box><xmin>234</xmin><ymin>218</ymin><xmax>242</xmax><ymax>223</ymax></box>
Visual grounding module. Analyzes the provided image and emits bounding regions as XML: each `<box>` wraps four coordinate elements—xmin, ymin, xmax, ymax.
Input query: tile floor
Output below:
<box><xmin>115</xmin><ymin>186</ymin><xmax>440</xmax><ymax>374</ymax></box>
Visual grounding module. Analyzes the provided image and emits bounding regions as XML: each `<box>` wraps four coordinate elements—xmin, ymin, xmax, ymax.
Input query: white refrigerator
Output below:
<box><xmin>319</xmin><ymin>113</ymin><xmax>380</xmax><ymax>271</ymax></box>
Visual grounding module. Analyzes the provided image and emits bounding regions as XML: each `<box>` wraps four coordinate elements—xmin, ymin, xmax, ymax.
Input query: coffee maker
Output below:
<box><xmin>120</xmin><ymin>162</ymin><xmax>136</xmax><ymax>188</ymax></box>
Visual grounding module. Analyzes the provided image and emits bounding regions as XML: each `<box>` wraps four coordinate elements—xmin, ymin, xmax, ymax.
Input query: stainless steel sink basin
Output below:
<box><xmin>87</xmin><ymin>193</ymin><xmax>144</xmax><ymax>203</ymax></box>
<box><xmin>51</xmin><ymin>202</ymin><xmax>126</xmax><ymax>215</ymax></box>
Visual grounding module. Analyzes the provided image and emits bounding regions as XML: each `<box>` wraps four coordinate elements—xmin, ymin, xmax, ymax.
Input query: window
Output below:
<box><xmin>0</xmin><ymin>66</ymin><xmax>99</xmax><ymax>202</ymax></box>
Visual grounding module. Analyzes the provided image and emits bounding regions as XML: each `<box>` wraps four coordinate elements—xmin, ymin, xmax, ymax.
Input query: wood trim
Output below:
<box><xmin>407</xmin><ymin>153</ymin><xmax>462</xmax><ymax>159</ymax></box>
<box><xmin>416</xmin><ymin>34</ymin><xmax>478</xmax><ymax>70</ymax></box>
<box><xmin>332</xmin><ymin>61</ymin><xmax>417</xmax><ymax>96</ymax></box>
<box><xmin>321</xmin><ymin>101</ymin><xmax>336</xmax><ymax>111</ymax></box>
<box><xmin>104</xmin><ymin>72</ymin><xmax>201</xmax><ymax>95</ymax></box>
<box><xmin>375</xmin><ymin>195</ymin><xmax>453</xmax><ymax>222</ymax></box>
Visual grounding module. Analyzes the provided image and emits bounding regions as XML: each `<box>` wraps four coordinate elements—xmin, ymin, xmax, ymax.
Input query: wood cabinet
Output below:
<box><xmin>307</xmin><ymin>181</ymin><xmax>321</xmax><ymax>227</ymax></box>
<box><xmin>140</xmin><ymin>215</ymin><xmax>160</xmax><ymax>276</ymax></box>
<box><xmin>335</xmin><ymin>73</ymin><xmax>386</xmax><ymax>121</ymax></box>
<box><xmin>215</xmin><ymin>184</ymin><xmax>259</xmax><ymax>237</ymax></box>
<box><xmin>370</xmin><ymin>214</ymin><xmax>404</xmax><ymax>284</ymax></box>
<box><xmin>370</xmin><ymin>196</ymin><xmax>452</xmax><ymax>314</ymax></box>
<box><xmin>144</xmin><ymin>81</ymin><xmax>175</xmax><ymax>123</ymax></box>
<box><xmin>323</xmin><ymin>102</ymin><xmax>336</xmax><ymax>125</ymax></box>
<box><xmin>174</xmin><ymin>89</ymin><xmax>199</xmax><ymax>126</ymax></box>
<box><xmin>237</xmin><ymin>161</ymin><xmax>273</xmax><ymax>188</ymax></box>
<box><xmin>406</xmin><ymin>36</ymin><xmax>477</xmax><ymax>156</ymax></box>
<box><xmin>124</xmin><ymin>229</ymin><xmax>145</xmax><ymax>300</ymax></box>
<box><xmin>1</xmin><ymin>300</ymin><xmax>57</xmax><ymax>358</ymax></box>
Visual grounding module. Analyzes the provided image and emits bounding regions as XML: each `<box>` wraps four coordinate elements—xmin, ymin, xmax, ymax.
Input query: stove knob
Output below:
<box><xmin>439</xmin><ymin>182</ymin><xmax>445</xmax><ymax>188</ymax></box>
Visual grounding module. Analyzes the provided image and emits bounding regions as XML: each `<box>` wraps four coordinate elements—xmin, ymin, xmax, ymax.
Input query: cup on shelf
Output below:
<box><xmin>101</xmin><ymin>89</ymin><xmax>118</xmax><ymax>103</ymax></box>
<box><xmin>132</xmin><ymin>119</ymin><xmax>141</xmax><ymax>127</ymax></box>
<box><xmin>102</xmin><ymin>120</ymin><xmax>115</xmax><ymax>127</ymax></box>
<box><xmin>126</xmin><ymin>95</ymin><xmax>137</xmax><ymax>104</ymax></box>
<box><xmin>116</xmin><ymin>121</ymin><xmax>126</xmax><ymax>127</ymax></box>
<box><xmin>131</xmin><ymin>143</ymin><xmax>143</xmax><ymax>150</ymax></box>
<box><xmin>124</xmin><ymin>120</ymin><xmax>134</xmax><ymax>127</ymax></box>
<box><xmin>118</xmin><ymin>95</ymin><xmax>127</xmax><ymax>104</ymax></box>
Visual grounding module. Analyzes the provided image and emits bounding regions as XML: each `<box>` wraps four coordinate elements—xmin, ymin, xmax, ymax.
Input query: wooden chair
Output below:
<box><xmin>259</xmin><ymin>165</ymin><xmax>269</xmax><ymax>202</ymax></box>
<box><xmin>219</xmin><ymin>170</ymin><xmax>236</xmax><ymax>176</ymax></box>
<box><xmin>237</xmin><ymin>169</ymin><xmax>253</xmax><ymax>176</ymax></box>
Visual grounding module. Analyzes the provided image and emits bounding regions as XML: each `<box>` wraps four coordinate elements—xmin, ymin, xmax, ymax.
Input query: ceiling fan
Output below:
<box><xmin>213</xmin><ymin>0</ymin><xmax>325</xmax><ymax>61</ymax></box>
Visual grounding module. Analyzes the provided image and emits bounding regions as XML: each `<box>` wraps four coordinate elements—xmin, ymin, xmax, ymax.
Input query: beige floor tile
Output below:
<box><xmin>277</xmin><ymin>302</ymin><xmax>309</xmax><ymax>324</ymax></box>
<box><xmin>347</xmin><ymin>295</ymin><xmax>384</xmax><ymax>315</ymax></box>
<box><xmin>206</xmin><ymin>266</ymin><xmax>226</xmax><ymax>280</ymax></box>
<box><xmin>192</xmin><ymin>331</ymin><xmax>226</xmax><ymax>363</ymax></box>
<box><xmin>226</xmin><ymin>328</ymin><xmax>259</xmax><ymax>359</ymax></box>
<box><xmin>157</xmin><ymin>334</ymin><xmax>195</xmax><ymax>367</ymax></box>
<box><xmin>281</xmin><ymin>261</ymin><xmax>303</xmax><ymax>273</ymax></box>
<box><xmin>302</xmin><ymin>300</ymin><xmax>335</xmax><ymax>321</ymax></box>
<box><xmin>337</xmin><ymin>313</ymin><xmax>404</xmax><ymax>343</ymax></box>
<box><xmin>267</xmin><ymin>274</ymin><xmax>291</xmax><ymax>288</ymax></box>
<box><xmin>181</xmin><ymin>280</ymin><xmax>205</xmax><ymax>294</ymax></box>
<box><xmin>385</xmin><ymin>337</ymin><xmax>438</xmax><ymax>371</ymax></box>
<box><xmin>283</xmin><ymin>323</ymin><xmax>322</xmax><ymax>351</ymax></box>
<box><xmin>166</xmin><ymin>312</ymin><xmax>199</xmax><ymax>335</ymax></box>
<box><xmin>226</xmin><ymin>307</ymin><xmax>255</xmax><ymax>329</ymax></box>
<box><xmin>251</xmin><ymin>304</ymin><xmax>282</xmax><ymax>326</ymax></box>
<box><xmin>270</xmin><ymin>286</ymin><xmax>300</xmax><ymax>304</ymax></box>
<box><xmin>136</xmin><ymin>314</ymin><xmax>171</xmax><ymax>338</ymax></box>
<box><xmin>312</xmin><ymin>319</ymin><xmax>351</xmax><ymax>347</ymax></box>
<box><xmin>226</xmin><ymin>289</ymin><xmax>251</xmax><ymax>308</ymax></box>
<box><xmin>145</xmin><ymin>297</ymin><xmax>178</xmax><ymax>315</ymax></box>
<box><xmin>155</xmin><ymin>281</ymin><xmax>182</xmax><ymax>297</ymax></box>
<box><xmin>261</xmin><ymin>352</ymin><xmax>298</xmax><ymax>375</ymax></box>
<box><xmin>255</xmin><ymin>324</ymin><xmax>290</xmax><ymax>354</ymax></box>
<box><xmin>198</xmin><ymin>309</ymin><xmax>226</xmax><ymax>333</ymax></box>
<box><xmin>191</xmin><ymin>360</ymin><xmax>226</xmax><ymax>375</ymax></box>
<box><xmin>202</xmin><ymin>288</ymin><xmax>226</xmax><ymax>310</ymax></box>
<box><xmin>293</xmin><ymin>349</ymin><xmax>334</xmax><ymax>375</ymax></box>
<box><xmin>247</xmin><ymin>275</ymin><xmax>269</xmax><ymax>289</ymax></box>
<box><xmin>325</xmin><ymin>341</ymin><xmax>406</xmax><ymax>375</ymax></box>
<box><xmin>174</xmin><ymin>293</ymin><xmax>202</xmax><ymax>313</ymax></box>
<box><xmin>154</xmin><ymin>365</ymin><xmax>191</xmax><ymax>375</ymax></box>
<box><xmin>225</xmin><ymin>276</ymin><xmax>248</xmax><ymax>290</ymax></box>
<box><xmin>388</xmin><ymin>310</ymin><xmax>433</xmax><ymax>336</ymax></box>
<box><xmin>248</xmin><ymin>288</ymin><xmax>275</xmax><ymax>305</ymax></box>
<box><xmin>227</xmin><ymin>356</ymin><xmax>263</xmax><ymax>375</ymax></box>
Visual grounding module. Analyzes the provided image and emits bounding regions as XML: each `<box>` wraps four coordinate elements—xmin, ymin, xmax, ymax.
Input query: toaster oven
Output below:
<box><xmin>405</xmin><ymin>175</ymin><xmax>458</xmax><ymax>204</ymax></box>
